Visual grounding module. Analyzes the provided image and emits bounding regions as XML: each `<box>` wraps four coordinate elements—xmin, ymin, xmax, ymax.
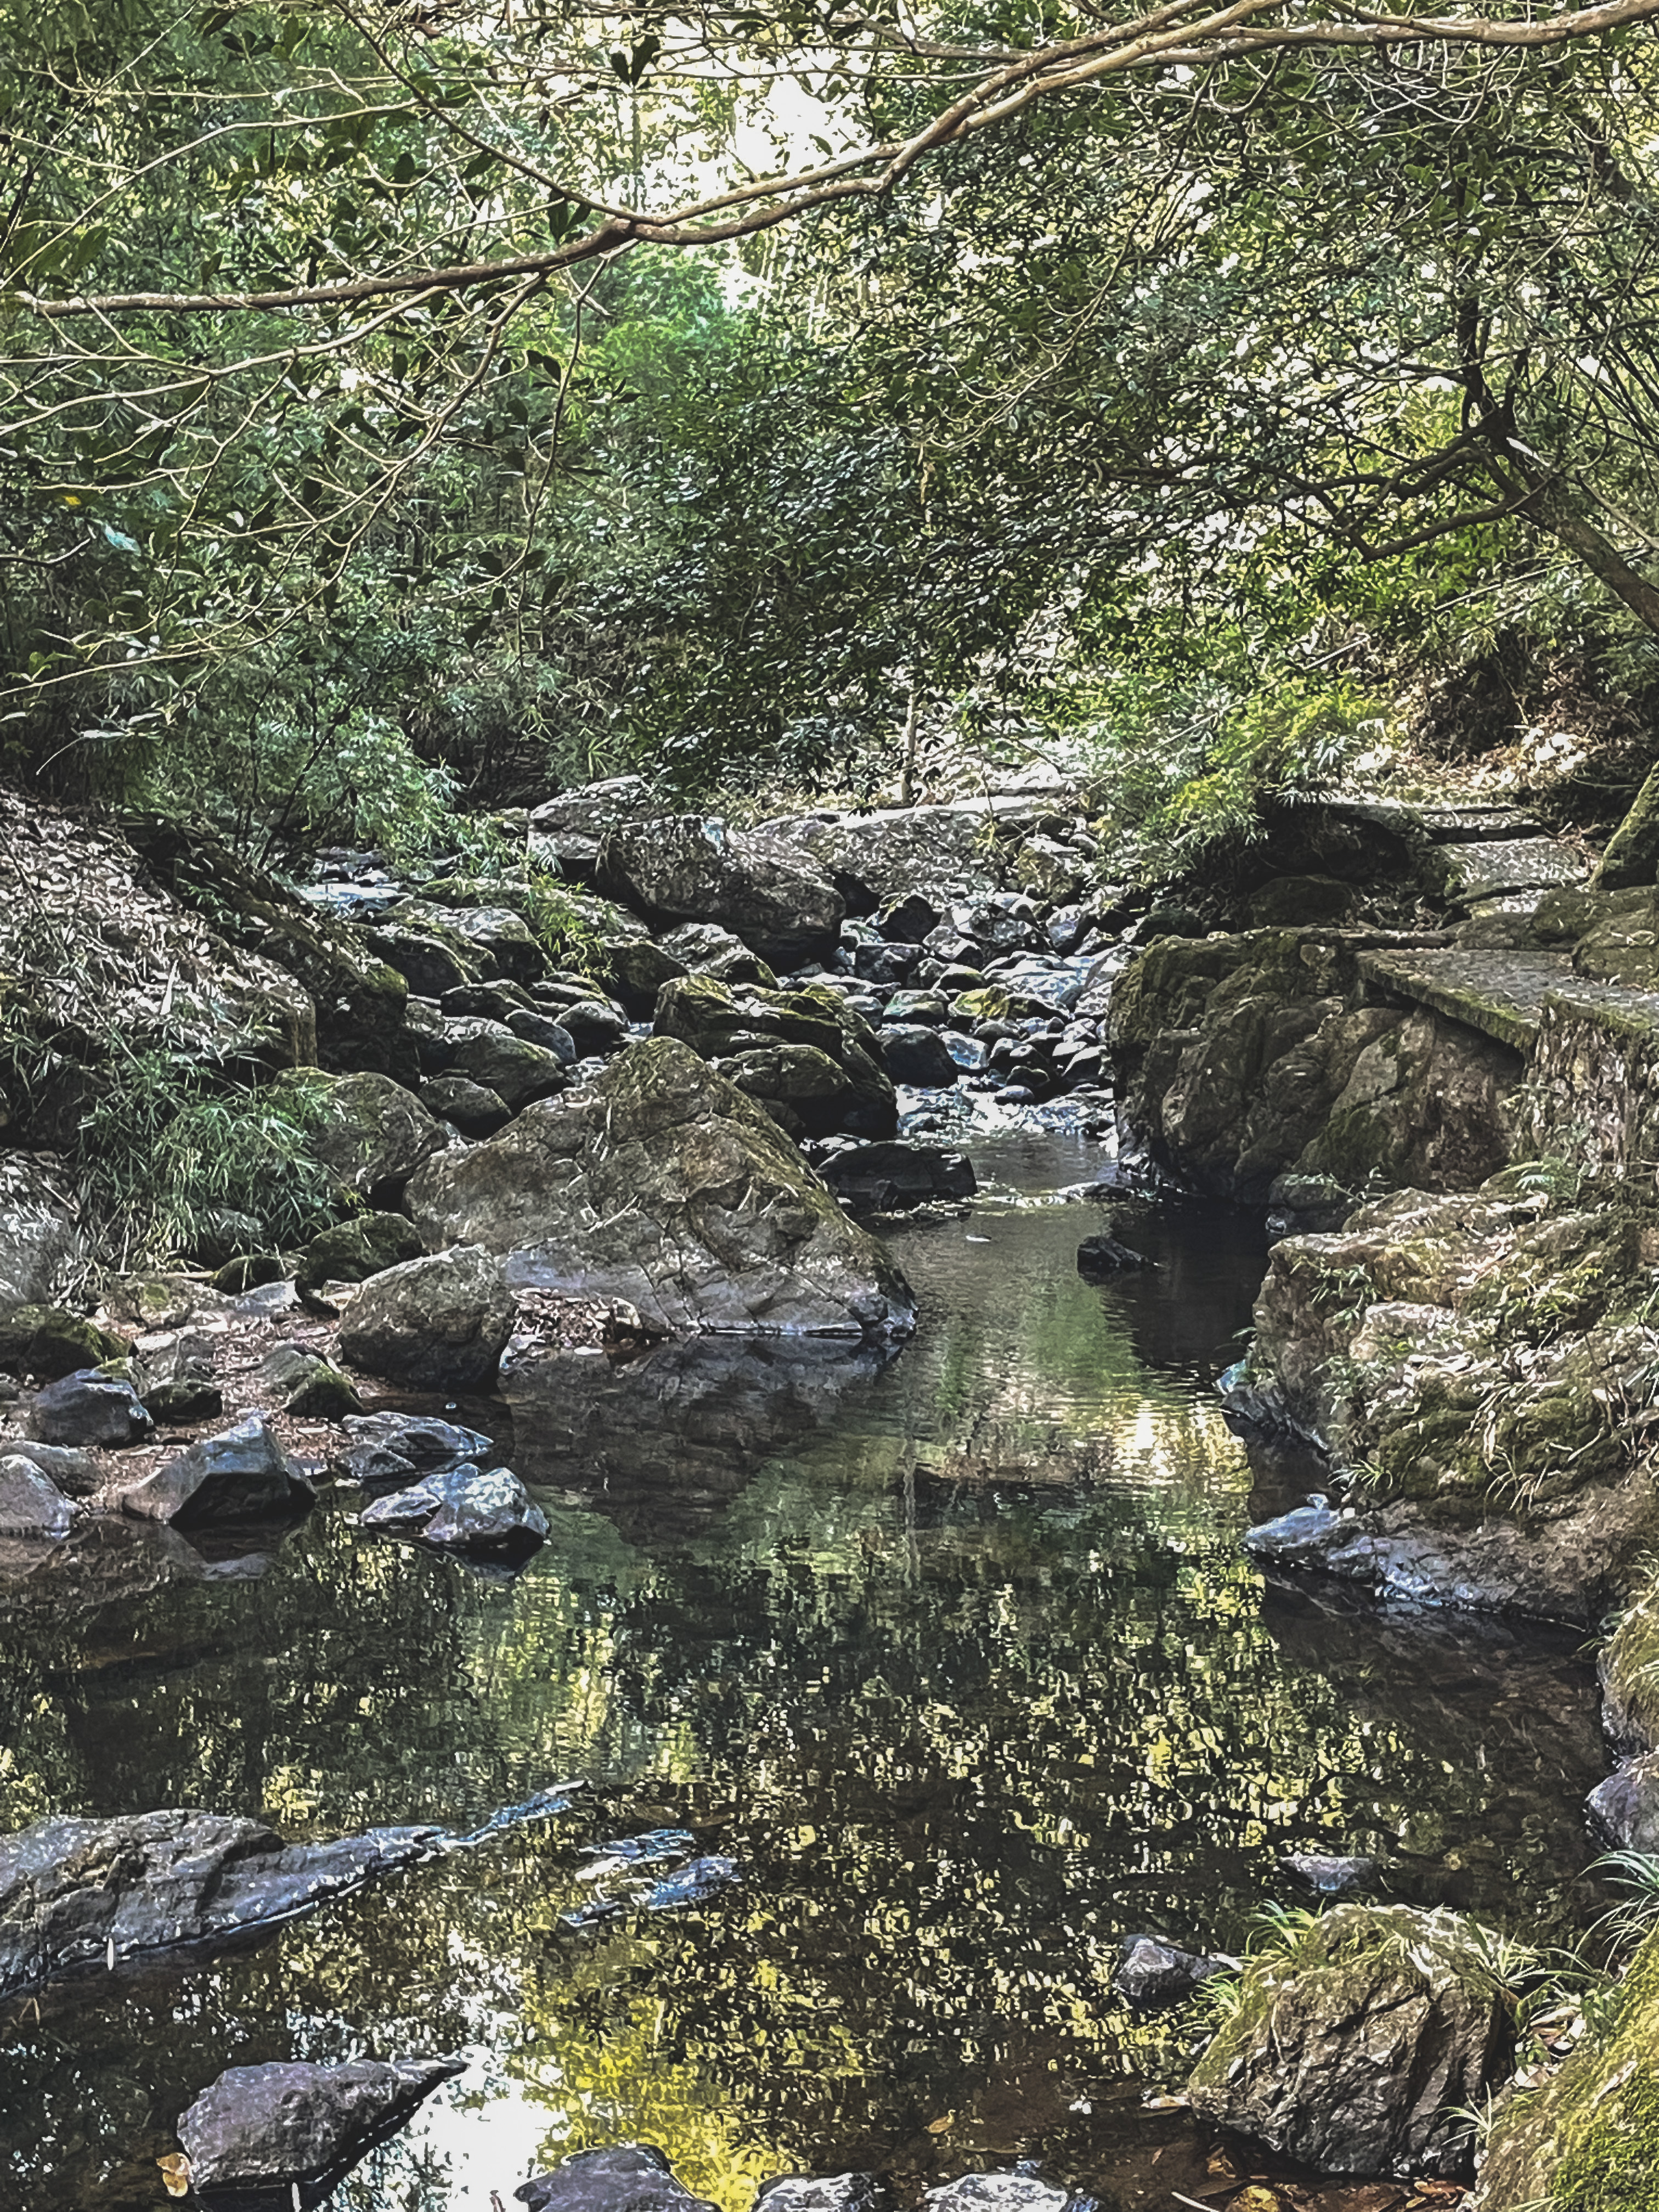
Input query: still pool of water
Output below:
<box><xmin>0</xmin><ymin>1134</ymin><xmax>1606</xmax><ymax>2210</ymax></box>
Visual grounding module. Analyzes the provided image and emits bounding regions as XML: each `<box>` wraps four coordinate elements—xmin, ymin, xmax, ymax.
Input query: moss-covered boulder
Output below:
<box><xmin>405</xmin><ymin>1037</ymin><xmax>915</xmax><ymax>1338</ymax></box>
<box><xmin>296</xmin><ymin>1212</ymin><xmax>425</xmax><ymax>1315</ymax></box>
<box><xmin>281</xmin><ymin>1071</ymin><xmax>449</xmax><ymax>1199</ymax></box>
<box><xmin>1242</xmin><ymin>1174</ymin><xmax>1659</xmax><ymax>1622</ymax></box>
<box><xmin>653</xmin><ymin>975</ymin><xmax>896</xmax><ymax>1137</ymax></box>
<box><xmin>0</xmin><ymin>1305</ymin><xmax>123</xmax><ymax>1382</ymax></box>
<box><xmin>1471</xmin><ymin>1926</ymin><xmax>1659</xmax><ymax>2209</ymax></box>
<box><xmin>1187</xmin><ymin>1904</ymin><xmax>1514</xmax><ymax>2179</ymax></box>
<box><xmin>1107</xmin><ymin>926</ymin><xmax>1513</xmax><ymax>1202</ymax></box>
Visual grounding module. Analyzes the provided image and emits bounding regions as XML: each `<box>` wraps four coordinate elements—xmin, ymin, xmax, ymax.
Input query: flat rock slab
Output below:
<box><xmin>1359</xmin><ymin>947</ymin><xmax>1578</xmax><ymax>1051</ymax></box>
<box><xmin>1426</xmin><ymin>837</ymin><xmax>1587</xmax><ymax>904</ymax></box>
<box><xmin>179</xmin><ymin>2055</ymin><xmax>464</xmax><ymax>2192</ymax></box>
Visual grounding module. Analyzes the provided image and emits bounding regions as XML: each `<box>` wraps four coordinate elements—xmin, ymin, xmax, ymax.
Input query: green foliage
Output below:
<box><xmin>75</xmin><ymin>1048</ymin><xmax>343</xmax><ymax>1266</ymax></box>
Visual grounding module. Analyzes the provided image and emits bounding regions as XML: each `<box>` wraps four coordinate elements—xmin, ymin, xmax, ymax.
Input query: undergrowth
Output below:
<box><xmin>76</xmin><ymin>1047</ymin><xmax>344</xmax><ymax>1268</ymax></box>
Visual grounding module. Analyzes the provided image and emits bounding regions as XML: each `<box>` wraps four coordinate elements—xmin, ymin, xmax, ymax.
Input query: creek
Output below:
<box><xmin>0</xmin><ymin>1133</ymin><xmax>1608</xmax><ymax>2210</ymax></box>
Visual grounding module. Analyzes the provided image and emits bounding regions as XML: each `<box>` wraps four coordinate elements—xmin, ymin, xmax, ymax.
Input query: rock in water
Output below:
<box><xmin>118</xmin><ymin>1415</ymin><xmax>314</xmax><ymax>1527</ymax></box>
<box><xmin>337</xmin><ymin>1244</ymin><xmax>516</xmax><ymax>1390</ymax></box>
<box><xmin>517</xmin><ymin>2142</ymin><xmax>720</xmax><ymax>2212</ymax></box>
<box><xmin>359</xmin><ymin>1463</ymin><xmax>549</xmax><ymax>1559</ymax></box>
<box><xmin>0</xmin><ymin>1808</ymin><xmax>441</xmax><ymax>1999</ymax></box>
<box><xmin>1186</xmin><ymin>1903</ymin><xmax>1513</xmax><ymax>2177</ymax></box>
<box><xmin>1587</xmin><ymin>1754</ymin><xmax>1659</xmax><ymax>1852</ymax></box>
<box><xmin>1075</xmin><ymin>1234</ymin><xmax>1152</xmax><ymax>1275</ymax></box>
<box><xmin>178</xmin><ymin>2054</ymin><xmax>464</xmax><ymax>2190</ymax></box>
<box><xmin>1283</xmin><ymin>1851</ymin><xmax>1378</xmax><ymax>1897</ymax></box>
<box><xmin>407</xmin><ymin>1039</ymin><xmax>915</xmax><ymax>1339</ymax></box>
<box><xmin>1111</xmin><ymin>1934</ymin><xmax>1231</xmax><ymax>2006</ymax></box>
<box><xmin>756</xmin><ymin>2179</ymin><xmax>885</xmax><ymax>2212</ymax></box>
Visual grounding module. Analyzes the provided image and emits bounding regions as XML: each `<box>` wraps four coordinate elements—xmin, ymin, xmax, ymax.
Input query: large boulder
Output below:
<box><xmin>0</xmin><ymin>1807</ymin><xmax>439</xmax><ymax>1999</ymax></box>
<box><xmin>407</xmin><ymin>1039</ymin><xmax>915</xmax><ymax>1338</ymax></box>
<box><xmin>338</xmin><ymin>1244</ymin><xmax>517</xmax><ymax>1390</ymax></box>
<box><xmin>598</xmin><ymin>815</ymin><xmax>844</xmax><ymax>968</ymax></box>
<box><xmin>0</xmin><ymin>1156</ymin><xmax>86</xmax><ymax>1310</ymax></box>
<box><xmin>528</xmin><ymin>775</ymin><xmax>655</xmax><ymax>878</ymax></box>
<box><xmin>1239</xmin><ymin>1172</ymin><xmax>1659</xmax><ymax>1622</ymax></box>
<box><xmin>119</xmin><ymin>1415</ymin><xmax>314</xmax><ymax>1526</ymax></box>
<box><xmin>757</xmin><ymin>798</ymin><xmax>1042</xmax><ymax>909</ymax></box>
<box><xmin>1108</xmin><ymin>927</ymin><xmax>1515</xmax><ymax>1202</ymax></box>
<box><xmin>297</xmin><ymin>1211</ymin><xmax>425</xmax><ymax>1311</ymax></box>
<box><xmin>284</xmin><ymin>1068</ymin><xmax>449</xmax><ymax>1197</ymax></box>
<box><xmin>178</xmin><ymin>2055</ymin><xmax>464</xmax><ymax>2193</ymax></box>
<box><xmin>1187</xmin><ymin>1903</ymin><xmax>1513</xmax><ymax>2177</ymax></box>
<box><xmin>654</xmin><ymin>974</ymin><xmax>895</xmax><ymax>1136</ymax></box>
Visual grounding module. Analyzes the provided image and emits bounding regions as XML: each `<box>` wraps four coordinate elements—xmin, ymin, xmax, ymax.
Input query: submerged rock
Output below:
<box><xmin>25</xmin><ymin>1368</ymin><xmax>151</xmax><ymax>1448</ymax></box>
<box><xmin>517</xmin><ymin>2143</ymin><xmax>720</xmax><ymax>2212</ymax></box>
<box><xmin>118</xmin><ymin>1415</ymin><xmax>314</xmax><ymax>1527</ymax></box>
<box><xmin>1186</xmin><ymin>1903</ymin><xmax>1512</xmax><ymax>2177</ymax></box>
<box><xmin>408</xmin><ymin>1039</ymin><xmax>915</xmax><ymax>1338</ymax></box>
<box><xmin>359</xmin><ymin>1462</ymin><xmax>549</xmax><ymax>1558</ymax></box>
<box><xmin>337</xmin><ymin>1244</ymin><xmax>517</xmax><ymax>1390</ymax></box>
<box><xmin>1075</xmin><ymin>1234</ymin><xmax>1150</xmax><ymax>1275</ymax></box>
<box><xmin>0</xmin><ymin>1807</ymin><xmax>441</xmax><ymax>1999</ymax></box>
<box><xmin>178</xmin><ymin>2054</ymin><xmax>464</xmax><ymax>2192</ymax></box>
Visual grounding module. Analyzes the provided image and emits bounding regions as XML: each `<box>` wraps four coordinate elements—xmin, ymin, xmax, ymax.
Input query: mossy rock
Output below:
<box><xmin>949</xmin><ymin>986</ymin><xmax>1012</xmax><ymax>1024</ymax></box>
<box><xmin>0</xmin><ymin>1304</ymin><xmax>125</xmax><ymax>1381</ymax></box>
<box><xmin>212</xmin><ymin>1253</ymin><xmax>289</xmax><ymax>1295</ymax></box>
<box><xmin>1472</xmin><ymin>1926</ymin><xmax>1659</xmax><ymax>2209</ymax></box>
<box><xmin>1188</xmin><ymin>1902</ymin><xmax>1514</xmax><ymax>2180</ymax></box>
<box><xmin>296</xmin><ymin>1212</ymin><xmax>425</xmax><ymax>1313</ymax></box>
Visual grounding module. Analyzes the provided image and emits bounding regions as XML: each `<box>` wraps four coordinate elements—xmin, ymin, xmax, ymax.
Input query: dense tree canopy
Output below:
<box><xmin>3</xmin><ymin>0</ymin><xmax>1658</xmax><ymax>839</ymax></box>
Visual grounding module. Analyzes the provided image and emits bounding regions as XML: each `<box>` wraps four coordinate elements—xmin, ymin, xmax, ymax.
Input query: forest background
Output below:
<box><xmin>5</xmin><ymin>0</ymin><xmax>1659</xmax><ymax>884</ymax></box>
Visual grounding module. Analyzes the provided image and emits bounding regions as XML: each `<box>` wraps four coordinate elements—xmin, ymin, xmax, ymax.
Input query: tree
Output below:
<box><xmin>4</xmin><ymin>0</ymin><xmax>1659</xmax><ymax>817</ymax></box>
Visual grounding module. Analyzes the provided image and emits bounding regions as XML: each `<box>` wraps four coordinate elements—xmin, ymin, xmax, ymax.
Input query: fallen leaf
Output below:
<box><xmin>927</xmin><ymin>2114</ymin><xmax>955</xmax><ymax>2135</ymax></box>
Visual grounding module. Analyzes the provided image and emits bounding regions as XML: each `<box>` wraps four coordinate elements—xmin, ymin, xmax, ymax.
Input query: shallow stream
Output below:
<box><xmin>0</xmin><ymin>1134</ymin><xmax>1608</xmax><ymax>2209</ymax></box>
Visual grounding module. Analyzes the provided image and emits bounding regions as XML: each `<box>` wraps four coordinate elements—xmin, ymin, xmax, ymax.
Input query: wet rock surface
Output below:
<box><xmin>1110</xmin><ymin>1935</ymin><xmax>1231</xmax><ymax>2006</ymax></box>
<box><xmin>0</xmin><ymin>1808</ymin><xmax>441</xmax><ymax>1999</ymax></box>
<box><xmin>359</xmin><ymin>1462</ymin><xmax>549</xmax><ymax>1558</ymax></box>
<box><xmin>177</xmin><ymin>2053</ymin><xmax>464</xmax><ymax>2192</ymax></box>
<box><xmin>118</xmin><ymin>1415</ymin><xmax>314</xmax><ymax>1527</ymax></box>
<box><xmin>26</xmin><ymin>1368</ymin><xmax>152</xmax><ymax>1448</ymax></box>
<box><xmin>517</xmin><ymin>2143</ymin><xmax>720</xmax><ymax>2212</ymax></box>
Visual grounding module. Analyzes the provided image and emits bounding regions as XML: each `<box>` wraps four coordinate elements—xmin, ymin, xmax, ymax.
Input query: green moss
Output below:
<box><xmin>1478</xmin><ymin>1929</ymin><xmax>1659</xmax><ymax>2210</ymax></box>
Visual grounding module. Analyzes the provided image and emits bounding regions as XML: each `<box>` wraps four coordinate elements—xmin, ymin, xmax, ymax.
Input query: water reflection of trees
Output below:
<box><xmin>0</xmin><ymin>1181</ymin><xmax>1607</xmax><ymax>2212</ymax></box>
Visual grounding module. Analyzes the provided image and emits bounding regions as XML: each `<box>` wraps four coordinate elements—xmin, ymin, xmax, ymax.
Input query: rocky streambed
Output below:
<box><xmin>3</xmin><ymin>775</ymin><xmax>1659</xmax><ymax>2207</ymax></box>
